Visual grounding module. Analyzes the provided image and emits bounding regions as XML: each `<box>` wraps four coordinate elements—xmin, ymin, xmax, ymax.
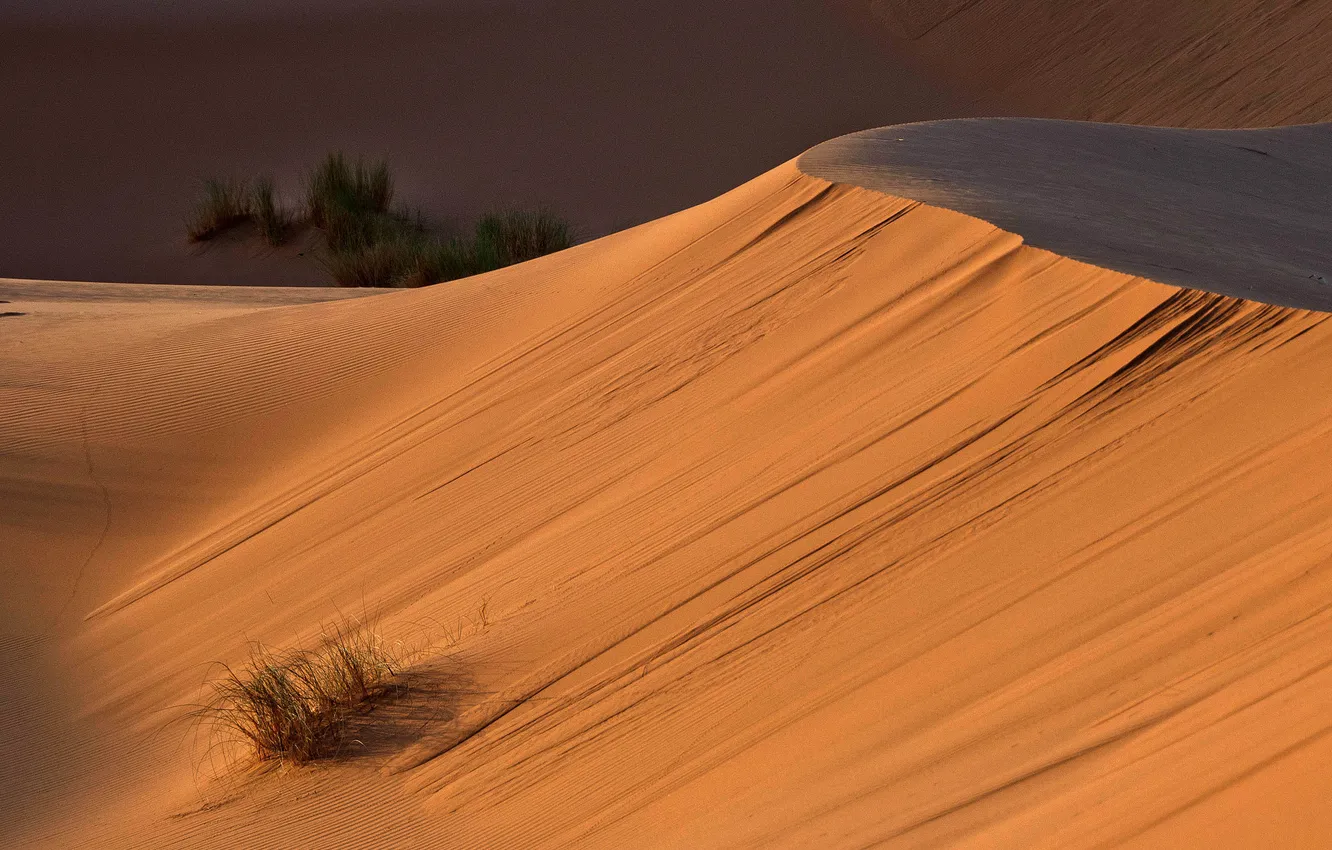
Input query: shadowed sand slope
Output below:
<box><xmin>838</xmin><ymin>0</ymin><xmax>1332</xmax><ymax>127</ymax></box>
<box><xmin>800</xmin><ymin>119</ymin><xmax>1332</xmax><ymax>309</ymax></box>
<box><xmin>6</xmin><ymin>145</ymin><xmax>1332</xmax><ymax>847</ymax></box>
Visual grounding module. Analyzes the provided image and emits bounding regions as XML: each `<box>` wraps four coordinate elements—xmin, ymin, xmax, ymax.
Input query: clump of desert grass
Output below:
<box><xmin>305</xmin><ymin>151</ymin><xmax>394</xmax><ymax>231</ymax></box>
<box><xmin>321</xmin><ymin>211</ymin><xmax>573</xmax><ymax>288</ymax></box>
<box><xmin>200</xmin><ymin>617</ymin><xmax>407</xmax><ymax>766</ymax></box>
<box><xmin>251</xmin><ymin>177</ymin><xmax>294</xmax><ymax>247</ymax></box>
<box><xmin>472</xmin><ymin>210</ymin><xmax>572</xmax><ymax>270</ymax></box>
<box><xmin>186</xmin><ymin>176</ymin><xmax>294</xmax><ymax>247</ymax></box>
<box><xmin>186</xmin><ymin>178</ymin><xmax>253</xmax><ymax>243</ymax></box>
<box><xmin>322</xmin><ymin>232</ymin><xmax>425</xmax><ymax>288</ymax></box>
<box><xmin>184</xmin><ymin>152</ymin><xmax>573</xmax><ymax>286</ymax></box>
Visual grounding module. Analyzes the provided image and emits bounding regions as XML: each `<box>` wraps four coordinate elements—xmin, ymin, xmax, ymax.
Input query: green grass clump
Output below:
<box><xmin>186</xmin><ymin>153</ymin><xmax>574</xmax><ymax>286</ymax></box>
<box><xmin>472</xmin><ymin>210</ymin><xmax>573</xmax><ymax>271</ymax></box>
<box><xmin>251</xmin><ymin>177</ymin><xmax>293</xmax><ymax>247</ymax></box>
<box><xmin>324</xmin><ymin>212</ymin><xmax>573</xmax><ymax>287</ymax></box>
<box><xmin>325</xmin><ymin>232</ymin><xmax>483</xmax><ymax>288</ymax></box>
<box><xmin>186</xmin><ymin>179</ymin><xmax>252</xmax><ymax>242</ymax></box>
<box><xmin>305</xmin><ymin>152</ymin><xmax>394</xmax><ymax>230</ymax></box>
<box><xmin>320</xmin><ymin>204</ymin><xmax>418</xmax><ymax>255</ymax></box>
<box><xmin>400</xmin><ymin>237</ymin><xmax>479</xmax><ymax>287</ymax></box>
<box><xmin>324</xmin><ymin>233</ymin><xmax>421</xmax><ymax>287</ymax></box>
<box><xmin>203</xmin><ymin>618</ymin><xmax>402</xmax><ymax>765</ymax></box>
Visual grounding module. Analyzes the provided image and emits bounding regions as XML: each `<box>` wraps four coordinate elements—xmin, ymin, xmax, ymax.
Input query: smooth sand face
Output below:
<box><xmin>0</xmin><ymin>0</ymin><xmax>971</xmax><ymax>286</ymax></box>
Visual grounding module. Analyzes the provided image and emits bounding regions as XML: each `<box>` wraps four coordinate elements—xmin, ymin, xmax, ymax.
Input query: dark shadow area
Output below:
<box><xmin>0</xmin><ymin>635</ymin><xmax>103</xmax><ymax>845</ymax></box>
<box><xmin>0</xmin><ymin>0</ymin><xmax>974</xmax><ymax>285</ymax></box>
<box><xmin>335</xmin><ymin>658</ymin><xmax>478</xmax><ymax>764</ymax></box>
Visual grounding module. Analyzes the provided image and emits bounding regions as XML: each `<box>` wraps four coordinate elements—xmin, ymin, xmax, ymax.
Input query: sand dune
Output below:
<box><xmin>7</xmin><ymin>1</ymin><xmax>1332</xmax><ymax>847</ymax></box>
<box><xmin>7</xmin><ymin>128</ymin><xmax>1332</xmax><ymax>845</ymax></box>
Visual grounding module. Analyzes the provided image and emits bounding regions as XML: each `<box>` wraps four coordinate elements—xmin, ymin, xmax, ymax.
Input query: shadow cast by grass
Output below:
<box><xmin>333</xmin><ymin>657</ymin><xmax>476</xmax><ymax>764</ymax></box>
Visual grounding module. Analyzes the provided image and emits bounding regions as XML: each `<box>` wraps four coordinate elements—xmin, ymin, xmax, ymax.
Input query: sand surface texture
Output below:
<box><xmin>7</xmin><ymin>1</ymin><xmax>1332</xmax><ymax>847</ymax></box>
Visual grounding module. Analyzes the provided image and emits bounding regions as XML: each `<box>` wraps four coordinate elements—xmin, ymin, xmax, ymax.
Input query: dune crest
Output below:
<box><xmin>800</xmin><ymin>119</ymin><xmax>1332</xmax><ymax>310</ymax></box>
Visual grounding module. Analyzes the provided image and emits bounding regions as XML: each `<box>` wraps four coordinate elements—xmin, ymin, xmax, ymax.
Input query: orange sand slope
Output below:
<box><xmin>6</xmin><ymin>139</ymin><xmax>1332</xmax><ymax>847</ymax></box>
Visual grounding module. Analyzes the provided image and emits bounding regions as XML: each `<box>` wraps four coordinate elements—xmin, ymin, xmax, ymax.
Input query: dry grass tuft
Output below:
<box><xmin>305</xmin><ymin>151</ymin><xmax>394</xmax><ymax>230</ymax></box>
<box><xmin>251</xmin><ymin>177</ymin><xmax>293</xmax><ymax>247</ymax></box>
<box><xmin>184</xmin><ymin>153</ymin><xmax>573</xmax><ymax>285</ymax></box>
<box><xmin>323</xmin><ymin>233</ymin><xmax>420</xmax><ymax>287</ymax></box>
<box><xmin>472</xmin><ymin>210</ymin><xmax>573</xmax><ymax>271</ymax></box>
<box><xmin>186</xmin><ymin>178</ymin><xmax>252</xmax><ymax>242</ymax></box>
<box><xmin>202</xmin><ymin>618</ymin><xmax>406</xmax><ymax>765</ymax></box>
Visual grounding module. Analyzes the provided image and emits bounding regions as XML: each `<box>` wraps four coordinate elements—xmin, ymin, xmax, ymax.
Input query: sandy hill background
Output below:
<box><xmin>5</xmin><ymin>1</ymin><xmax>1332</xmax><ymax>848</ymax></box>
<box><xmin>839</xmin><ymin>0</ymin><xmax>1332</xmax><ymax>126</ymax></box>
